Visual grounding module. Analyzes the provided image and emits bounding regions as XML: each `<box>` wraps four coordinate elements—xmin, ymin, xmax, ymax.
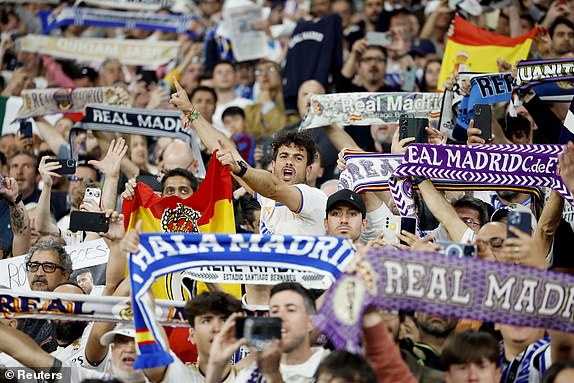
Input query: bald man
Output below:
<box><xmin>160</xmin><ymin>140</ymin><xmax>199</xmax><ymax>176</ymax></box>
<box><xmin>476</xmin><ymin>222</ymin><xmax>507</xmax><ymax>261</ymax></box>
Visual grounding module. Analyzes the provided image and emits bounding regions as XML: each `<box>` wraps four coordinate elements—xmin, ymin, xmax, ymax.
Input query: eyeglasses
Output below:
<box><xmin>67</xmin><ymin>175</ymin><xmax>94</xmax><ymax>183</ymax></box>
<box><xmin>255</xmin><ymin>66</ymin><xmax>278</xmax><ymax>76</ymax></box>
<box><xmin>360</xmin><ymin>56</ymin><xmax>386</xmax><ymax>64</ymax></box>
<box><xmin>488</xmin><ymin>237</ymin><xmax>505</xmax><ymax>249</ymax></box>
<box><xmin>461</xmin><ymin>218</ymin><xmax>481</xmax><ymax>228</ymax></box>
<box><xmin>26</xmin><ymin>262</ymin><xmax>66</xmax><ymax>273</ymax></box>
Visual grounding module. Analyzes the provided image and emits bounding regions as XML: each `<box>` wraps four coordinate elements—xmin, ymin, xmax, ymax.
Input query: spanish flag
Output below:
<box><xmin>438</xmin><ymin>16</ymin><xmax>538</xmax><ymax>90</ymax></box>
<box><xmin>122</xmin><ymin>152</ymin><xmax>240</xmax><ymax>299</ymax></box>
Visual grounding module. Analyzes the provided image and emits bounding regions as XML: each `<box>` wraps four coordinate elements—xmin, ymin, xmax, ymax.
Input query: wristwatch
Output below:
<box><xmin>235</xmin><ymin>160</ymin><xmax>249</xmax><ymax>177</ymax></box>
<box><xmin>7</xmin><ymin>194</ymin><xmax>22</xmax><ymax>206</ymax></box>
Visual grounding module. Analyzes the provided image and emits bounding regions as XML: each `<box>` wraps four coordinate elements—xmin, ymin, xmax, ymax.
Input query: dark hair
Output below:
<box><xmin>550</xmin><ymin>17</ymin><xmax>574</xmax><ymax>38</ymax></box>
<box><xmin>213</xmin><ymin>60</ymin><xmax>235</xmax><ymax>72</ymax></box>
<box><xmin>542</xmin><ymin>359</ymin><xmax>574</xmax><ymax>383</ymax></box>
<box><xmin>420</xmin><ymin>58</ymin><xmax>441</xmax><ymax>92</ymax></box>
<box><xmin>240</xmin><ymin>194</ymin><xmax>261</xmax><ymax>227</ymax></box>
<box><xmin>452</xmin><ymin>195</ymin><xmax>490</xmax><ymax>226</ymax></box>
<box><xmin>271</xmin><ymin>130</ymin><xmax>316</xmax><ymax>166</ymax></box>
<box><xmin>0</xmin><ymin>151</ymin><xmax>5</xmax><ymax>166</ymax></box>
<box><xmin>190</xmin><ymin>85</ymin><xmax>217</xmax><ymax>104</ymax></box>
<box><xmin>363</xmin><ymin>45</ymin><xmax>387</xmax><ymax>59</ymax></box>
<box><xmin>76</xmin><ymin>161</ymin><xmax>101</xmax><ymax>182</ymax></box>
<box><xmin>441</xmin><ymin>330</ymin><xmax>499</xmax><ymax>369</ymax></box>
<box><xmin>161</xmin><ymin>168</ymin><xmax>199</xmax><ymax>192</ymax></box>
<box><xmin>222</xmin><ymin>106</ymin><xmax>246</xmax><ymax>120</ymax></box>
<box><xmin>504</xmin><ymin>114</ymin><xmax>531</xmax><ymax>136</ymax></box>
<box><xmin>54</xmin><ymin>280</ymin><xmax>86</xmax><ymax>294</ymax></box>
<box><xmin>75</xmin><ymin>268</ymin><xmax>92</xmax><ymax>277</ymax></box>
<box><xmin>270</xmin><ymin>282</ymin><xmax>316</xmax><ymax>314</ymax></box>
<box><xmin>315</xmin><ymin>350</ymin><xmax>376</xmax><ymax>383</ymax></box>
<box><xmin>184</xmin><ymin>291</ymin><xmax>242</xmax><ymax>328</ymax></box>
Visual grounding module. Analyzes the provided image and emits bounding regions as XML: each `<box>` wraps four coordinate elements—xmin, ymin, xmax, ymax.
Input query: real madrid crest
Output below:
<box><xmin>161</xmin><ymin>202</ymin><xmax>201</xmax><ymax>233</ymax></box>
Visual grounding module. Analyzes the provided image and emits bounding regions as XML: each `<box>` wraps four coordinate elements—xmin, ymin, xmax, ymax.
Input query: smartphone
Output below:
<box><xmin>473</xmin><ymin>104</ymin><xmax>492</xmax><ymax>142</ymax></box>
<box><xmin>366</xmin><ymin>31</ymin><xmax>392</xmax><ymax>47</ymax></box>
<box><xmin>235</xmin><ymin>317</ymin><xmax>282</xmax><ymax>343</ymax></box>
<box><xmin>436</xmin><ymin>240</ymin><xmax>477</xmax><ymax>258</ymax></box>
<box><xmin>84</xmin><ymin>188</ymin><xmax>101</xmax><ymax>207</ymax></box>
<box><xmin>507</xmin><ymin>210</ymin><xmax>531</xmax><ymax>238</ymax></box>
<box><xmin>402</xmin><ymin>66</ymin><xmax>416</xmax><ymax>92</ymax></box>
<box><xmin>136</xmin><ymin>175</ymin><xmax>162</xmax><ymax>192</ymax></box>
<box><xmin>19</xmin><ymin>120</ymin><xmax>33</xmax><ymax>139</ymax></box>
<box><xmin>69</xmin><ymin>211</ymin><xmax>109</xmax><ymax>233</ymax></box>
<box><xmin>399</xmin><ymin>114</ymin><xmax>429</xmax><ymax>143</ymax></box>
<box><xmin>400</xmin><ymin>217</ymin><xmax>417</xmax><ymax>245</ymax></box>
<box><xmin>46</xmin><ymin>159</ymin><xmax>77</xmax><ymax>175</ymax></box>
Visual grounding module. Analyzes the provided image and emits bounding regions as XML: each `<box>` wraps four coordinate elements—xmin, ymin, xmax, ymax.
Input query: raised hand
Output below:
<box><xmin>100</xmin><ymin>210</ymin><xmax>125</xmax><ymax>242</ymax></box>
<box><xmin>38</xmin><ymin>156</ymin><xmax>62</xmax><ymax>189</ymax></box>
<box><xmin>170</xmin><ymin>78</ymin><xmax>194</xmax><ymax>114</ymax></box>
<box><xmin>121</xmin><ymin>178</ymin><xmax>137</xmax><ymax>201</ymax></box>
<box><xmin>391</xmin><ymin>128</ymin><xmax>415</xmax><ymax>154</ymax></box>
<box><xmin>466</xmin><ymin>119</ymin><xmax>494</xmax><ymax>145</ymax></box>
<box><xmin>426</xmin><ymin>126</ymin><xmax>447</xmax><ymax>145</ymax></box>
<box><xmin>215</xmin><ymin>139</ymin><xmax>241</xmax><ymax>174</ymax></box>
<box><xmin>88</xmin><ymin>138</ymin><xmax>128</xmax><ymax>177</ymax></box>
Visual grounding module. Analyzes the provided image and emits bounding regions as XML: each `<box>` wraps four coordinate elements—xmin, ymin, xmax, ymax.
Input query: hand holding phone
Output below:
<box><xmin>399</xmin><ymin>114</ymin><xmax>429</xmax><ymax>143</ymax></box>
<box><xmin>69</xmin><ymin>211</ymin><xmax>109</xmax><ymax>233</ymax></box>
<box><xmin>472</xmin><ymin>104</ymin><xmax>492</xmax><ymax>142</ymax></box>
<box><xmin>366</xmin><ymin>31</ymin><xmax>392</xmax><ymax>47</ymax></box>
<box><xmin>46</xmin><ymin>159</ymin><xmax>76</xmax><ymax>175</ymax></box>
<box><xmin>84</xmin><ymin>188</ymin><xmax>102</xmax><ymax>207</ymax></box>
<box><xmin>507</xmin><ymin>210</ymin><xmax>531</xmax><ymax>238</ymax></box>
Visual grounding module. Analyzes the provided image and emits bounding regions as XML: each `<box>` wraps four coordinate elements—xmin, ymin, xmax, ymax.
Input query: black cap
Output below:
<box><xmin>326</xmin><ymin>189</ymin><xmax>366</xmax><ymax>218</ymax></box>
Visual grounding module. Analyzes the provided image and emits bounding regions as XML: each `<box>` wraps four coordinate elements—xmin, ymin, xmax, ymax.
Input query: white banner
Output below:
<box><xmin>0</xmin><ymin>239</ymin><xmax>109</xmax><ymax>292</ymax></box>
<box><xmin>17</xmin><ymin>35</ymin><xmax>179</xmax><ymax>66</ymax></box>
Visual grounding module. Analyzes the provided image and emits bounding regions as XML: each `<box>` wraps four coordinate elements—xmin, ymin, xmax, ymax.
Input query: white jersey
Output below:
<box><xmin>162</xmin><ymin>353</ymin><xmax>237</xmax><ymax>383</ymax></box>
<box><xmin>51</xmin><ymin>323</ymin><xmax>108</xmax><ymax>371</ymax></box>
<box><xmin>232</xmin><ymin>347</ymin><xmax>330</xmax><ymax>383</ymax></box>
<box><xmin>256</xmin><ymin>184</ymin><xmax>327</xmax><ymax>236</ymax></box>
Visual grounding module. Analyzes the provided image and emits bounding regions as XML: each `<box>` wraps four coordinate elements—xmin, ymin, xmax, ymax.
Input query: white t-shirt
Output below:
<box><xmin>212</xmin><ymin>97</ymin><xmax>254</xmax><ymax>135</ymax></box>
<box><xmin>256</xmin><ymin>184</ymin><xmax>327</xmax><ymax>236</ymax></box>
<box><xmin>232</xmin><ymin>347</ymin><xmax>330</xmax><ymax>383</ymax></box>
<box><xmin>162</xmin><ymin>353</ymin><xmax>237</xmax><ymax>383</ymax></box>
<box><xmin>51</xmin><ymin>324</ymin><xmax>108</xmax><ymax>371</ymax></box>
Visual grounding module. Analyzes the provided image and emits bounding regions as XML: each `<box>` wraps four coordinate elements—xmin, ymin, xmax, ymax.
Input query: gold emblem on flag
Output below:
<box><xmin>161</xmin><ymin>202</ymin><xmax>201</xmax><ymax>233</ymax></box>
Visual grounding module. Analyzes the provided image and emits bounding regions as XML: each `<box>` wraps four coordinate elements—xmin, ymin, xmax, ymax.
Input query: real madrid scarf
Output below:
<box><xmin>316</xmin><ymin>246</ymin><xmax>574</xmax><ymax>352</ymax></box>
<box><xmin>300</xmin><ymin>92</ymin><xmax>443</xmax><ymax>129</ymax></box>
<box><xmin>129</xmin><ymin>233</ymin><xmax>356</xmax><ymax>368</ymax></box>
<box><xmin>16</xmin><ymin>87</ymin><xmax>128</xmax><ymax>119</ymax></box>
<box><xmin>17</xmin><ymin>35</ymin><xmax>179</xmax><ymax>67</ymax></box>
<box><xmin>0</xmin><ymin>289</ymin><xmax>187</xmax><ymax>326</ymax></box>
<box><xmin>40</xmin><ymin>6</ymin><xmax>199</xmax><ymax>37</ymax></box>
<box><xmin>392</xmin><ymin>144</ymin><xmax>572</xmax><ymax>204</ymax></box>
<box><xmin>71</xmin><ymin>104</ymin><xmax>206</xmax><ymax>177</ymax></box>
<box><xmin>339</xmin><ymin>149</ymin><xmax>543</xmax><ymax>197</ymax></box>
<box><xmin>515</xmin><ymin>58</ymin><xmax>574</xmax><ymax>93</ymax></box>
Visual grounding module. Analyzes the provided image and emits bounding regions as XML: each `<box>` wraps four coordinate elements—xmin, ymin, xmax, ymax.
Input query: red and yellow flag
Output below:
<box><xmin>438</xmin><ymin>16</ymin><xmax>538</xmax><ymax>90</ymax></box>
<box><xmin>122</xmin><ymin>152</ymin><xmax>240</xmax><ymax>299</ymax></box>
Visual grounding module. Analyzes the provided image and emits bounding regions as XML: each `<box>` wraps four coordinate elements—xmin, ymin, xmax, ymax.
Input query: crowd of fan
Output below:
<box><xmin>0</xmin><ymin>0</ymin><xmax>573</xmax><ymax>382</ymax></box>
